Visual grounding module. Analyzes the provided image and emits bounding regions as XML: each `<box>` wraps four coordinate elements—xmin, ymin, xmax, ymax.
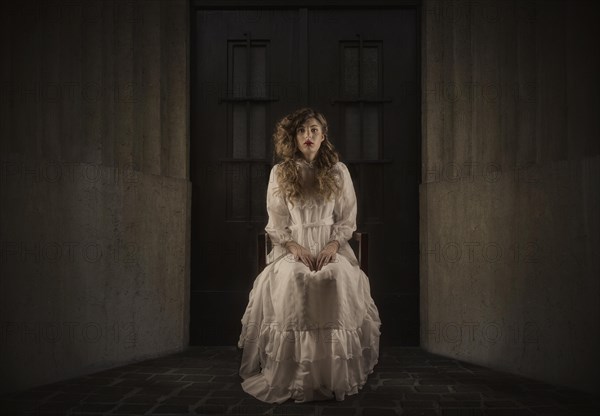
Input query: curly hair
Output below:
<box><xmin>271</xmin><ymin>107</ymin><xmax>343</xmax><ymax>209</ymax></box>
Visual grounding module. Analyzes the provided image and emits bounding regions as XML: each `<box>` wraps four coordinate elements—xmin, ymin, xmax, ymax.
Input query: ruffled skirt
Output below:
<box><xmin>237</xmin><ymin>252</ymin><xmax>382</xmax><ymax>404</ymax></box>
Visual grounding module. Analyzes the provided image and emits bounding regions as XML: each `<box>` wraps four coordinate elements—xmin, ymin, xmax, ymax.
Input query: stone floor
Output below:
<box><xmin>1</xmin><ymin>346</ymin><xmax>598</xmax><ymax>416</ymax></box>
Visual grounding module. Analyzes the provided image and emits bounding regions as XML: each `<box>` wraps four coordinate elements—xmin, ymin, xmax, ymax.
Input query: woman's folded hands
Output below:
<box><xmin>284</xmin><ymin>240</ymin><xmax>340</xmax><ymax>272</ymax></box>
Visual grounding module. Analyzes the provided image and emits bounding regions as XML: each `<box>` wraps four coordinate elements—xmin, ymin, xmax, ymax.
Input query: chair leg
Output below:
<box><xmin>257</xmin><ymin>232</ymin><xmax>266</xmax><ymax>274</ymax></box>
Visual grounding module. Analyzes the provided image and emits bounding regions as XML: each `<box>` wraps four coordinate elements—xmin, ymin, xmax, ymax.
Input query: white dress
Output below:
<box><xmin>237</xmin><ymin>159</ymin><xmax>382</xmax><ymax>404</ymax></box>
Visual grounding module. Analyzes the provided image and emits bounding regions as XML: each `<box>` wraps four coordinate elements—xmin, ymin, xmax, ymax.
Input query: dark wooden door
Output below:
<box><xmin>190</xmin><ymin>6</ymin><xmax>420</xmax><ymax>346</ymax></box>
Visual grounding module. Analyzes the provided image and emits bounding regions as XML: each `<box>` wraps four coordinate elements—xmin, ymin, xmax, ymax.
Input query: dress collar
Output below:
<box><xmin>294</xmin><ymin>156</ymin><xmax>316</xmax><ymax>169</ymax></box>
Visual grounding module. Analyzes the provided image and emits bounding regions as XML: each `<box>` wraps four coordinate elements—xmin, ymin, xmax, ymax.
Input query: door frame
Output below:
<box><xmin>189</xmin><ymin>0</ymin><xmax>423</xmax><ymax>345</ymax></box>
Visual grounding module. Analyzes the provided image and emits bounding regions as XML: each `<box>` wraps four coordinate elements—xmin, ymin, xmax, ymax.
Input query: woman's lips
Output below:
<box><xmin>305</xmin><ymin>140</ymin><xmax>313</xmax><ymax>146</ymax></box>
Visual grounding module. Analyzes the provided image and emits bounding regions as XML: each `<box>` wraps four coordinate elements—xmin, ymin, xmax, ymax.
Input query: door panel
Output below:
<box><xmin>309</xmin><ymin>9</ymin><xmax>420</xmax><ymax>345</ymax></box>
<box><xmin>191</xmin><ymin>7</ymin><xmax>420</xmax><ymax>346</ymax></box>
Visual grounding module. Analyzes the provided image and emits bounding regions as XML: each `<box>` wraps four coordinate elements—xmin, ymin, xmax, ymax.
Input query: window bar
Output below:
<box><xmin>245</xmin><ymin>32</ymin><xmax>252</xmax><ymax>221</ymax></box>
<box><xmin>265</xmin><ymin>39</ymin><xmax>272</xmax><ymax>164</ymax></box>
<box><xmin>357</xmin><ymin>34</ymin><xmax>365</xmax><ymax>224</ymax></box>
<box><xmin>357</xmin><ymin>34</ymin><xmax>364</xmax><ymax>160</ymax></box>
<box><xmin>378</xmin><ymin>44</ymin><xmax>384</xmax><ymax>160</ymax></box>
<box><xmin>245</xmin><ymin>32</ymin><xmax>252</xmax><ymax>159</ymax></box>
<box><xmin>379</xmin><ymin>102</ymin><xmax>383</xmax><ymax>160</ymax></box>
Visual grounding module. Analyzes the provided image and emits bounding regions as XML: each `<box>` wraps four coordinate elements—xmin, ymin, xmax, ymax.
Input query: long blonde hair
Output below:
<box><xmin>271</xmin><ymin>107</ymin><xmax>343</xmax><ymax>209</ymax></box>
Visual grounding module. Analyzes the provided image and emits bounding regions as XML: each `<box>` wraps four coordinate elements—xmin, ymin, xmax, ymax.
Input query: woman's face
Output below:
<box><xmin>295</xmin><ymin>117</ymin><xmax>325</xmax><ymax>161</ymax></box>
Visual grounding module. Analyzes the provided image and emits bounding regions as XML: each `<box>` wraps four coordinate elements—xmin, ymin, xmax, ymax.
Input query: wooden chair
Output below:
<box><xmin>257</xmin><ymin>231</ymin><xmax>369</xmax><ymax>275</ymax></box>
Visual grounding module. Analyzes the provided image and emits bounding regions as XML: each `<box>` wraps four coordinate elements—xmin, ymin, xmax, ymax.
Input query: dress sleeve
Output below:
<box><xmin>330</xmin><ymin>162</ymin><xmax>357</xmax><ymax>246</ymax></box>
<box><xmin>264</xmin><ymin>164</ymin><xmax>294</xmax><ymax>246</ymax></box>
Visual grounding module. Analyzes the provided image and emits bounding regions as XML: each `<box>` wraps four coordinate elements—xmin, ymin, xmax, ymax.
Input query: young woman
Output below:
<box><xmin>237</xmin><ymin>107</ymin><xmax>382</xmax><ymax>404</ymax></box>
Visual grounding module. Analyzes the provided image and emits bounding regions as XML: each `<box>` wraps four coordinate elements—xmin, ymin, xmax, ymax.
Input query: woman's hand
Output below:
<box><xmin>284</xmin><ymin>241</ymin><xmax>316</xmax><ymax>271</ymax></box>
<box><xmin>316</xmin><ymin>240</ymin><xmax>340</xmax><ymax>271</ymax></box>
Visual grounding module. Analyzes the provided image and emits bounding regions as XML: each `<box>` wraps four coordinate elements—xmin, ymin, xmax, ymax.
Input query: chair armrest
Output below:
<box><xmin>352</xmin><ymin>231</ymin><xmax>369</xmax><ymax>275</ymax></box>
<box><xmin>257</xmin><ymin>232</ymin><xmax>267</xmax><ymax>274</ymax></box>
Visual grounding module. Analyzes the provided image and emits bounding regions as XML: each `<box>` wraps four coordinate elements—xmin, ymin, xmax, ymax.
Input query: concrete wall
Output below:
<box><xmin>420</xmin><ymin>0</ymin><xmax>600</xmax><ymax>395</ymax></box>
<box><xmin>0</xmin><ymin>0</ymin><xmax>190</xmax><ymax>394</ymax></box>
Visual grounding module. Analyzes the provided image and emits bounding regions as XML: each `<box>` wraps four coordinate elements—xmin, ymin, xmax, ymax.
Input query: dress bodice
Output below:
<box><xmin>264</xmin><ymin>159</ymin><xmax>359</xmax><ymax>266</ymax></box>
